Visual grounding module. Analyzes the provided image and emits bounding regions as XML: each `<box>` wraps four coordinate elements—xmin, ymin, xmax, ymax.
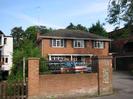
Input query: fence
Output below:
<box><xmin>0</xmin><ymin>81</ymin><xmax>27</xmax><ymax>99</ymax></box>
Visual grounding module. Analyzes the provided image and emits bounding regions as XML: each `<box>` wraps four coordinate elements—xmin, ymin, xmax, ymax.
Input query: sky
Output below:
<box><xmin>0</xmin><ymin>0</ymin><xmax>115</xmax><ymax>35</ymax></box>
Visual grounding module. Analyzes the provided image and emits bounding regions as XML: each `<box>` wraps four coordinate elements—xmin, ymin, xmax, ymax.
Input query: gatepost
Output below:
<box><xmin>98</xmin><ymin>56</ymin><xmax>113</xmax><ymax>95</ymax></box>
<box><xmin>28</xmin><ymin>58</ymin><xmax>40</xmax><ymax>99</ymax></box>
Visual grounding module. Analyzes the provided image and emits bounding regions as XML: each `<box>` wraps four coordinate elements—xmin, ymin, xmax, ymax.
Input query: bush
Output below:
<box><xmin>39</xmin><ymin>58</ymin><xmax>49</xmax><ymax>74</ymax></box>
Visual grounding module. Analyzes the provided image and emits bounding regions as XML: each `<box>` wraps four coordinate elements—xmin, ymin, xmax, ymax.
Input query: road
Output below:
<box><xmin>91</xmin><ymin>71</ymin><xmax>133</xmax><ymax>99</ymax></box>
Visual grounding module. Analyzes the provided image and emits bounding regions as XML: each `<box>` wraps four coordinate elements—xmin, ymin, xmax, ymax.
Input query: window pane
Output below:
<box><xmin>61</xmin><ymin>39</ymin><xmax>64</xmax><ymax>47</ymax></box>
<box><xmin>52</xmin><ymin>39</ymin><xmax>56</xmax><ymax>46</ymax></box>
<box><xmin>57</xmin><ymin>40</ymin><xmax>60</xmax><ymax>46</ymax></box>
<box><xmin>52</xmin><ymin>39</ymin><xmax>64</xmax><ymax>47</ymax></box>
<box><xmin>74</xmin><ymin>40</ymin><xmax>84</xmax><ymax>48</ymax></box>
<box><xmin>93</xmin><ymin>41</ymin><xmax>104</xmax><ymax>48</ymax></box>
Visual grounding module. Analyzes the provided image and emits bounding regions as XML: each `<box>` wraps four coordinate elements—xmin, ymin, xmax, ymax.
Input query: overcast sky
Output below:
<box><xmin>0</xmin><ymin>0</ymin><xmax>114</xmax><ymax>35</ymax></box>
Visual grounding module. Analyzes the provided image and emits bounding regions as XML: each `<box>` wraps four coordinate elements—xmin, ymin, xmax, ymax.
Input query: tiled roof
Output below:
<box><xmin>39</xmin><ymin>29</ymin><xmax>110</xmax><ymax>40</ymax></box>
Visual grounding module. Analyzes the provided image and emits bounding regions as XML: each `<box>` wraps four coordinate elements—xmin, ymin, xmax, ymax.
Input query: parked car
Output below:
<box><xmin>61</xmin><ymin>61</ymin><xmax>92</xmax><ymax>73</ymax></box>
<box><xmin>74</xmin><ymin>62</ymin><xmax>92</xmax><ymax>73</ymax></box>
<box><xmin>61</xmin><ymin>61</ymin><xmax>75</xmax><ymax>73</ymax></box>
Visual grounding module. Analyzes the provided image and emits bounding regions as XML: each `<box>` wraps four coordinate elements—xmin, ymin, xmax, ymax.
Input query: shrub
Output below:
<box><xmin>39</xmin><ymin>57</ymin><xmax>49</xmax><ymax>74</ymax></box>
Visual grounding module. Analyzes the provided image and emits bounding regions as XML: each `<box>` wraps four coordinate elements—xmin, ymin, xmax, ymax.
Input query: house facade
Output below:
<box><xmin>37</xmin><ymin>29</ymin><xmax>111</xmax><ymax>63</ymax></box>
<box><xmin>0</xmin><ymin>31</ymin><xmax>13</xmax><ymax>78</ymax></box>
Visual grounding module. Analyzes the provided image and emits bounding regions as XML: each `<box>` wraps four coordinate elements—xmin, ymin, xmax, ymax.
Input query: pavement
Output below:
<box><xmin>90</xmin><ymin>71</ymin><xmax>133</xmax><ymax>99</ymax></box>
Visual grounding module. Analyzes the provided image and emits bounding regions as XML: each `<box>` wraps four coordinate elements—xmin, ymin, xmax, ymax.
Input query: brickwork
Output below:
<box><xmin>41</xmin><ymin>39</ymin><xmax>109</xmax><ymax>59</ymax></box>
<box><xmin>92</xmin><ymin>56</ymin><xmax>113</xmax><ymax>95</ymax></box>
<box><xmin>28</xmin><ymin>58</ymin><xmax>40</xmax><ymax>98</ymax></box>
<box><xmin>39</xmin><ymin>73</ymin><xmax>98</xmax><ymax>98</ymax></box>
<box><xmin>27</xmin><ymin>56</ymin><xmax>113</xmax><ymax>99</ymax></box>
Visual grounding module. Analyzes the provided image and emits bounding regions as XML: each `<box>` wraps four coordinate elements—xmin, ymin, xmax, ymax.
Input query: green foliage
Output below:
<box><xmin>11</xmin><ymin>27</ymin><xmax>24</xmax><ymax>48</ymax></box>
<box><xmin>39</xmin><ymin>57</ymin><xmax>49</xmax><ymax>74</ymax></box>
<box><xmin>66</xmin><ymin>22</ymin><xmax>108</xmax><ymax>37</ymax></box>
<box><xmin>89</xmin><ymin>21</ymin><xmax>108</xmax><ymax>37</ymax></box>
<box><xmin>13</xmin><ymin>40</ymin><xmax>41</xmax><ymax>64</ymax></box>
<box><xmin>24</xmin><ymin>25</ymin><xmax>53</xmax><ymax>43</ymax></box>
<box><xmin>66</xmin><ymin>23</ymin><xmax>88</xmax><ymax>32</ymax></box>
<box><xmin>7</xmin><ymin>66</ymin><xmax>23</xmax><ymax>83</ymax></box>
<box><xmin>107</xmin><ymin>0</ymin><xmax>133</xmax><ymax>33</ymax></box>
<box><xmin>8</xmin><ymin>25</ymin><xmax>51</xmax><ymax>82</ymax></box>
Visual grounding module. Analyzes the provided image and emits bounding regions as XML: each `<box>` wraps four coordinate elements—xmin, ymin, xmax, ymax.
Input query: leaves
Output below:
<box><xmin>66</xmin><ymin>23</ymin><xmax>88</xmax><ymax>32</ymax></box>
<box><xmin>107</xmin><ymin>0</ymin><xmax>133</xmax><ymax>31</ymax></box>
<box><xmin>8</xmin><ymin>25</ymin><xmax>51</xmax><ymax>82</ymax></box>
<box><xmin>89</xmin><ymin>21</ymin><xmax>108</xmax><ymax>37</ymax></box>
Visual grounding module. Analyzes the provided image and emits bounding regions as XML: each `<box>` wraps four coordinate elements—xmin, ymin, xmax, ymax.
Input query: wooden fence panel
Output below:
<box><xmin>0</xmin><ymin>81</ymin><xmax>27</xmax><ymax>99</ymax></box>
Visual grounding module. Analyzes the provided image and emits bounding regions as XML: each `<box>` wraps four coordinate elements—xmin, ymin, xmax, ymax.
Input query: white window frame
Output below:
<box><xmin>93</xmin><ymin>41</ymin><xmax>104</xmax><ymax>49</ymax></box>
<box><xmin>52</xmin><ymin>39</ymin><xmax>64</xmax><ymax>48</ymax></box>
<box><xmin>51</xmin><ymin>56</ymin><xmax>64</xmax><ymax>61</ymax></box>
<box><xmin>73</xmin><ymin>40</ymin><xmax>84</xmax><ymax>48</ymax></box>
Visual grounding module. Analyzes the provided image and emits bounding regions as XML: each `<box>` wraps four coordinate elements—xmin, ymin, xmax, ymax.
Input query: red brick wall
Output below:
<box><xmin>39</xmin><ymin>73</ymin><xmax>98</xmax><ymax>98</ymax></box>
<box><xmin>28</xmin><ymin>58</ymin><xmax>40</xmax><ymax>97</ymax></box>
<box><xmin>28</xmin><ymin>56</ymin><xmax>113</xmax><ymax>98</ymax></box>
<box><xmin>41</xmin><ymin>39</ymin><xmax>109</xmax><ymax>59</ymax></box>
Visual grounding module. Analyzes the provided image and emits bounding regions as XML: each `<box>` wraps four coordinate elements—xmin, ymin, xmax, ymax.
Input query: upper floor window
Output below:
<box><xmin>73</xmin><ymin>40</ymin><xmax>84</xmax><ymax>48</ymax></box>
<box><xmin>52</xmin><ymin>39</ymin><xmax>64</xmax><ymax>47</ymax></box>
<box><xmin>93</xmin><ymin>41</ymin><xmax>104</xmax><ymax>49</ymax></box>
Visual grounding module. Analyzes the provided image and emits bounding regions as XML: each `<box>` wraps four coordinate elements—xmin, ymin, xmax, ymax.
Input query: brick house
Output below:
<box><xmin>37</xmin><ymin>29</ymin><xmax>111</xmax><ymax>63</ymax></box>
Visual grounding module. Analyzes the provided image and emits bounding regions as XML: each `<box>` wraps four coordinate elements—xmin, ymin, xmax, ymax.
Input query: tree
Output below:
<box><xmin>66</xmin><ymin>23</ymin><xmax>88</xmax><ymax>32</ymax></box>
<box><xmin>66</xmin><ymin>23</ymin><xmax>76</xmax><ymax>30</ymax></box>
<box><xmin>9</xmin><ymin>25</ymin><xmax>52</xmax><ymax>82</ymax></box>
<box><xmin>76</xmin><ymin>24</ymin><xmax>88</xmax><ymax>32</ymax></box>
<box><xmin>8</xmin><ymin>39</ymin><xmax>41</xmax><ymax>82</ymax></box>
<box><xmin>89</xmin><ymin>21</ymin><xmax>108</xmax><ymax>37</ymax></box>
<box><xmin>107</xmin><ymin>0</ymin><xmax>133</xmax><ymax>33</ymax></box>
<box><xmin>11</xmin><ymin>27</ymin><xmax>24</xmax><ymax>48</ymax></box>
<box><xmin>24</xmin><ymin>25</ymin><xmax>53</xmax><ymax>43</ymax></box>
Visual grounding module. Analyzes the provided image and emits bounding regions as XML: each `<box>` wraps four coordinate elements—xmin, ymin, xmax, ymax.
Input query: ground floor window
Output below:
<box><xmin>73</xmin><ymin>56</ymin><xmax>85</xmax><ymax>62</ymax></box>
<box><xmin>51</xmin><ymin>56</ymin><xmax>65</xmax><ymax>61</ymax></box>
<box><xmin>49</xmin><ymin>55</ymin><xmax>91</xmax><ymax>63</ymax></box>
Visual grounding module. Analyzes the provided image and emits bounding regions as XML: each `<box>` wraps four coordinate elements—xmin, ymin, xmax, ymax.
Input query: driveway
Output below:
<box><xmin>91</xmin><ymin>71</ymin><xmax>133</xmax><ymax>99</ymax></box>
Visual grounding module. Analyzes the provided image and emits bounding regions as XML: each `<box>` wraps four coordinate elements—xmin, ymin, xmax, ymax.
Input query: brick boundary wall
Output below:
<box><xmin>28</xmin><ymin>56</ymin><xmax>113</xmax><ymax>99</ymax></box>
<box><xmin>39</xmin><ymin>73</ymin><xmax>98</xmax><ymax>98</ymax></box>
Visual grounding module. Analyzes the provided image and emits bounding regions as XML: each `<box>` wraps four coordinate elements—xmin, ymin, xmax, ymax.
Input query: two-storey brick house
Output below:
<box><xmin>37</xmin><ymin>29</ymin><xmax>111</xmax><ymax>63</ymax></box>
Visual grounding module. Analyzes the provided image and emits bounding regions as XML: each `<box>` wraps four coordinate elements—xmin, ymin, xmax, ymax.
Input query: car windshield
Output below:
<box><xmin>74</xmin><ymin>62</ymin><xmax>86</xmax><ymax>66</ymax></box>
<box><xmin>63</xmin><ymin>62</ymin><xmax>74</xmax><ymax>67</ymax></box>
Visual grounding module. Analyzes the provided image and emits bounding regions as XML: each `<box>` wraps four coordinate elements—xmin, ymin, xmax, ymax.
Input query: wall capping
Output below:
<box><xmin>28</xmin><ymin>57</ymin><xmax>40</xmax><ymax>60</ymax></box>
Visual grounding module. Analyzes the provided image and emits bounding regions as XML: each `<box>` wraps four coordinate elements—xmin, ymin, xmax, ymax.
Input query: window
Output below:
<box><xmin>93</xmin><ymin>41</ymin><xmax>104</xmax><ymax>48</ymax></box>
<box><xmin>51</xmin><ymin>56</ymin><xmax>64</xmax><ymax>61</ymax></box>
<box><xmin>52</xmin><ymin>39</ymin><xmax>64</xmax><ymax>47</ymax></box>
<box><xmin>5</xmin><ymin>58</ymin><xmax>8</xmax><ymax>63</ymax></box>
<box><xmin>4</xmin><ymin>38</ymin><xmax>7</xmax><ymax>44</ymax></box>
<box><xmin>73</xmin><ymin>40</ymin><xmax>84</xmax><ymax>48</ymax></box>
